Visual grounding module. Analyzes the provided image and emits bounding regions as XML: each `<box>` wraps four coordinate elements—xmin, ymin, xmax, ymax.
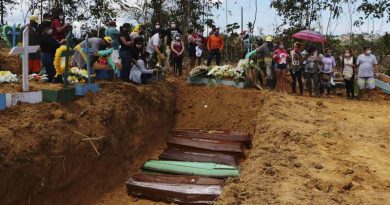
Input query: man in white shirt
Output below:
<box><xmin>146</xmin><ymin>29</ymin><xmax>166</xmax><ymax>70</ymax></box>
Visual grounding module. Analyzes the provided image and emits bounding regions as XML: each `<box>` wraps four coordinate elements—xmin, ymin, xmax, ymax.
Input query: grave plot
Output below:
<box><xmin>126</xmin><ymin>129</ymin><xmax>252</xmax><ymax>204</ymax></box>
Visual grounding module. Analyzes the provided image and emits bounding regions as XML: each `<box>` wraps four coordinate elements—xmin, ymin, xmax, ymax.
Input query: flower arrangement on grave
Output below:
<box><xmin>0</xmin><ymin>71</ymin><xmax>18</xmax><ymax>83</ymax></box>
<box><xmin>29</xmin><ymin>73</ymin><xmax>48</xmax><ymax>82</ymax></box>
<box><xmin>67</xmin><ymin>67</ymin><xmax>88</xmax><ymax>84</ymax></box>
<box><xmin>54</xmin><ymin>45</ymin><xmax>72</xmax><ymax>77</ymax></box>
<box><xmin>189</xmin><ymin>65</ymin><xmax>210</xmax><ymax>79</ymax></box>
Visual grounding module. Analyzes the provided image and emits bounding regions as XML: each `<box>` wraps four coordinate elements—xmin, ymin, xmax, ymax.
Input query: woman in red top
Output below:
<box><xmin>51</xmin><ymin>8</ymin><xmax>72</xmax><ymax>42</ymax></box>
<box><xmin>171</xmin><ymin>34</ymin><xmax>185</xmax><ymax>77</ymax></box>
<box><xmin>273</xmin><ymin>42</ymin><xmax>289</xmax><ymax>93</ymax></box>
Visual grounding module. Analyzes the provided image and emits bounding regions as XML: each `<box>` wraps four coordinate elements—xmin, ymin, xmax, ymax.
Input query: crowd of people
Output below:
<box><xmin>16</xmin><ymin>9</ymin><xmax>379</xmax><ymax>99</ymax></box>
<box><xmin>251</xmin><ymin>37</ymin><xmax>379</xmax><ymax>100</ymax></box>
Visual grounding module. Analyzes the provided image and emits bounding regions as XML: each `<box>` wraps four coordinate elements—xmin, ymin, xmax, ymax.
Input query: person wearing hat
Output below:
<box><xmin>71</xmin><ymin>36</ymin><xmax>112</xmax><ymax>70</ymax></box>
<box><xmin>19</xmin><ymin>15</ymin><xmax>41</xmax><ymax>74</ymax></box>
<box><xmin>51</xmin><ymin>8</ymin><xmax>72</xmax><ymax>42</ymax></box>
<box><xmin>206</xmin><ymin>27</ymin><xmax>224</xmax><ymax>66</ymax></box>
<box><xmin>252</xmin><ymin>36</ymin><xmax>275</xmax><ymax>89</ymax></box>
<box><xmin>171</xmin><ymin>33</ymin><xmax>185</xmax><ymax>77</ymax></box>
<box><xmin>130</xmin><ymin>24</ymin><xmax>145</xmax><ymax>40</ymax></box>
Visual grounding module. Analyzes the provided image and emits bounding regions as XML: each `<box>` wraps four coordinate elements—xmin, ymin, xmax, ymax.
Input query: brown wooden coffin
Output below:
<box><xmin>175</xmin><ymin>129</ymin><xmax>252</xmax><ymax>147</ymax></box>
<box><xmin>132</xmin><ymin>173</ymin><xmax>224</xmax><ymax>185</ymax></box>
<box><xmin>167</xmin><ymin>136</ymin><xmax>244</xmax><ymax>154</ymax></box>
<box><xmin>126</xmin><ymin>178</ymin><xmax>222</xmax><ymax>204</ymax></box>
<box><xmin>160</xmin><ymin>146</ymin><xmax>241</xmax><ymax>166</ymax></box>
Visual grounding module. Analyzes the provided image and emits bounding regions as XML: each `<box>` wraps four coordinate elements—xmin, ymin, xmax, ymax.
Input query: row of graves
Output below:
<box><xmin>126</xmin><ymin>129</ymin><xmax>253</xmax><ymax>204</ymax></box>
<box><xmin>0</xmin><ymin>27</ymin><xmax>120</xmax><ymax>110</ymax></box>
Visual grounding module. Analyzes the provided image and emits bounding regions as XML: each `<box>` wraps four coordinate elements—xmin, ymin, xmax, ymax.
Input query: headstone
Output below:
<box><xmin>8</xmin><ymin>27</ymin><xmax>40</xmax><ymax>92</ymax></box>
<box><xmin>5</xmin><ymin>91</ymin><xmax>42</xmax><ymax>107</ymax></box>
<box><xmin>7</xmin><ymin>24</ymin><xmax>20</xmax><ymax>48</ymax></box>
<box><xmin>62</xmin><ymin>32</ymin><xmax>75</xmax><ymax>88</ymax></box>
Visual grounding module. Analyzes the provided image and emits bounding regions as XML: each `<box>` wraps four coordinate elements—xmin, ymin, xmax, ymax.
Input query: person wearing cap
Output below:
<box><xmin>253</xmin><ymin>36</ymin><xmax>275</xmax><ymax>89</ymax></box>
<box><xmin>206</xmin><ymin>28</ymin><xmax>224</xmax><ymax>66</ymax></box>
<box><xmin>71</xmin><ymin>36</ymin><xmax>112</xmax><ymax>70</ymax></box>
<box><xmin>130</xmin><ymin>24</ymin><xmax>145</xmax><ymax>40</ymax></box>
<box><xmin>171</xmin><ymin>33</ymin><xmax>185</xmax><ymax>77</ymax></box>
<box><xmin>20</xmin><ymin>15</ymin><xmax>41</xmax><ymax>74</ymax></box>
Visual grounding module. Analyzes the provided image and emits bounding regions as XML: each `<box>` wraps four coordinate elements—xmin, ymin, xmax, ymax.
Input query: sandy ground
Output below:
<box><xmin>94</xmin><ymin>77</ymin><xmax>390</xmax><ymax>205</ymax></box>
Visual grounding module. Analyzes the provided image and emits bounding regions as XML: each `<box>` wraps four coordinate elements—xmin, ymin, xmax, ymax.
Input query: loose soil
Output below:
<box><xmin>0</xmin><ymin>70</ymin><xmax>389</xmax><ymax>205</ymax></box>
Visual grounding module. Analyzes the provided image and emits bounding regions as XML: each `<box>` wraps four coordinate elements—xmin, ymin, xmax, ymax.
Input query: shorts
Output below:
<box><xmin>276</xmin><ymin>64</ymin><xmax>287</xmax><ymax>70</ymax></box>
<box><xmin>358</xmin><ymin>77</ymin><xmax>375</xmax><ymax>89</ymax></box>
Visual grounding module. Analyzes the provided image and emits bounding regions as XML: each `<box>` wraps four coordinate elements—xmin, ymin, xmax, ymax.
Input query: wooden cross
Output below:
<box><xmin>7</xmin><ymin>24</ymin><xmax>20</xmax><ymax>48</ymax></box>
<box><xmin>62</xmin><ymin>32</ymin><xmax>75</xmax><ymax>88</ymax></box>
<box><xmin>8</xmin><ymin>27</ymin><xmax>40</xmax><ymax>92</ymax></box>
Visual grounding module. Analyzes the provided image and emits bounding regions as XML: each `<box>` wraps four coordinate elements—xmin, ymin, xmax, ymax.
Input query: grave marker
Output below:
<box><xmin>7</xmin><ymin>24</ymin><xmax>20</xmax><ymax>48</ymax></box>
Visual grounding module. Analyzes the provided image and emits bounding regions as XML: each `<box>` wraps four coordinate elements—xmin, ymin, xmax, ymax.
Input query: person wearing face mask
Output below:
<box><xmin>129</xmin><ymin>38</ymin><xmax>158</xmax><ymax>84</ymax></box>
<box><xmin>273</xmin><ymin>42</ymin><xmax>289</xmax><ymax>93</ymax></box>
<box><xmin>119</xmin><ymin>23</ymin><xmax>133</xmax><ymax>81</ymax></box>
<box><xmin>320</xmin><ymin>48</ymin><xmax>336</xmax><ymax>97</ymax></box>
<box><xmin>290</xmin><ymin>42</ymin><xmax>304</xmax><ymax>96</ymax></box>
<box><xmin>171</xmin><ymin>34</ymin><xmax>185</xmax><ymax>77</ymax></box>
<box><xmin>341</xmin><ymin>49</ymin><xmax>357</xmax><ymax>99</ymax></box>
<box><xmin>151</xmin><ymin>23</ymin><xmax>161</xmax><ymax>36</ymax></box>
<box><xmin>187</xmin><ymin>29</ymin><xmax>198</xmax><ymax>69</ymax></box>
<box><xmin>20</xmin><ymin>15</ymin><xmax>41</xmax><ymax>74</ymax></box>
<box><xmin>167</xmin><ymin>21</ymin><xmax>183</xmax><ymax>67</ymax></box>
<box><xmin>305</xmin><ymin>47</ymin><xmax>321</xmax><ymax>97</ymax></box>
<box><xmin>39</xmin><ymin>21</ymin><xmax>63</xmax><ymax>83</ymax></box>
<box><xmin>206</xmin><ymin>28</ymin><xmax>224</xmax><ymax>66</ymax></box>
<box><xmin>51</xmin><ymin>8</ymin><xmax>72</xmax><ymax>42</ymax></box>
<box><xmin>356</xmin><ymin>46</ymin><xmax>378</xmax><ymax>100</ymax></box>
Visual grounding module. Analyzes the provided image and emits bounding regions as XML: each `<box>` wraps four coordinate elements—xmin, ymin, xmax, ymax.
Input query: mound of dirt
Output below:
<box><xmin>0</xmin><ymin>41</ymin><xmax>21</xmax><ymax>74</ymax></box>
<box><xmin>0</xmin><ymin>81</ymin><xmax>176</xmax><ymax>205</ymax></box>
<box><xmin>217</xmin><ymin>92</ymin><xmax>390</xmax><ymax>204</ymax></box>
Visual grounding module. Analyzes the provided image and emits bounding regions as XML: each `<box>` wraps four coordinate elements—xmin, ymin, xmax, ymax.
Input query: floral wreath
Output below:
<box><xmin>54</xmin><ymin>45</ymin><xmax>73</xmax><ymax>77</ymax></box>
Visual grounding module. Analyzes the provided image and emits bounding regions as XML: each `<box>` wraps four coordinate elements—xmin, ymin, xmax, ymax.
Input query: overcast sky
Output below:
<box><xmin>5</xmin><ymin>0</ymin><xmax>390</xmax><ymax>35</ymax></box>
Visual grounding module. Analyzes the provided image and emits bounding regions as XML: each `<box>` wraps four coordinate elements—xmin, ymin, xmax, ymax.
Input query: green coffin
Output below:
<box><xmin>142</xmin><ymin>160</ymin><xmax>239</xmax><ymax>178</ymax></box>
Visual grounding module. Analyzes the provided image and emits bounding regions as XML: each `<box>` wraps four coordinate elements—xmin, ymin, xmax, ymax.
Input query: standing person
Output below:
<box><xmin>20</xmin><ymin>16</ymin><xmax>41</xmax><ymax>74</ymax></box>
<box><xmin>105</xmin><ymin>20</ymin><xmax>120</xmax><ymax>71</ymax></box>
<box><xmin>51</xmin><ymin>8</ymin><xmax>72</xmax><ymax>42</ymax></box>
<box><xmin>273</xmin><ymin>42</ymin><xmax>289</xmax><ymax>93</ymax></box>
<box><xmin>305</xmin><ymin>47</ymin><xmax>321</xmax><ymax>97</ymax></box>
<box><xmin>253</xmin><ymin>36</ymin><xmax>274</xmax><ymax>89</ymax></box>
<box><xmin>241</xmin><ymin>31</ymin><xmax>251</xmax><ymax>58</ymax></box>
<box><xmin>187</xmin><ymin>29</ymin><xmax>198</xmax><ymax>69</ymax></box>
<box><xmin>341</xmin><ymin>49</ymin><xmax>357</xmax><ymax>99</ymax></box>
<box><xmin>320</xmin><ymin>48</ymin><xmax>336</xmax><ymax>97</ymax></box>
<box><xmin>146</xmin><ymin>29</ymin><xmax>166</xmax><ymax>70</ymax></box>
<box><xmin>356</xmin><ymin>46</ymin><xmax>378</xmax><ymax>100</ymax></box>
<box><xmin>39</xmin><ymin>13</ymin><xmax>53</xmax><ymax>31</ymax></box>
<box><xmin>39</xmin><ymin>21</ymin><xmax>62</xmax><ymax>83</ymax></box>
<box><xmin>195</xmin><ymin>28</ymin><xmax>206</xmax><ymax>66</ymax></box>
<box><xmin>171</xmin><ymin>34</ymin><xmax>185</xmax><ymax>77</ymax></box>
<box><xmin>290</xmin><ymin>42</ymin><xmax>304</xmax><ymax>96</ymax></box>
<box><xmin>151</xmin><ymin>23</ymin><xmax>161</xmax><ymax>36</ymax></box>
<box><xmin>119</xmin><ymin>23</ymin><xmax>133</xmax><ymax>81</ymax></box>
<box><xmin>206</xmin><ymin>28</ymin><xmax>224</xmax><ymax>66</ymax></box>
<box><xmin>167</xmin><ymin>21</ymin><xmax>183</xmax><ymax>67</ymax></box>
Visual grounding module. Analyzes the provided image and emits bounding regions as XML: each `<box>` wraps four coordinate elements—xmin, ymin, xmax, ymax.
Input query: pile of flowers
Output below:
<box><xmin>29</xmin><ymin>74</ymin><xmax>48</xmax><ymax>82</ymax></box>
<box><xmin>189</xmin><ymin>59</ymin><xmax>256</xmax><ymax>82</ymax></box>
<box><xmin>0</xmin><ymin>71</ymin><xmax>18</xmax><ymax>83</ymax></box>
<box><xmin>189</xmin><ymin>65</ymin><xmax>210</xmax><ymax>79</ymax></box>
<box><xmin>67</xmin><ymin>67</ymin><xmax>88</xmax><ymax>84</ymax></box>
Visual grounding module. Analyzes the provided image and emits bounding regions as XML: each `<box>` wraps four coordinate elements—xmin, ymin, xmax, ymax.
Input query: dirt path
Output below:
<box><xmin>95</xmin><ymin>79</ymin><xmax>390</xmax><ymax>205</ymax></box>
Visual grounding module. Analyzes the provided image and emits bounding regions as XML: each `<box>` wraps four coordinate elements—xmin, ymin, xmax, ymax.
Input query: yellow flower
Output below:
<box><xmin>54</xmin><ymin>45</ymin><xmax>73</xmax><ymax>77</ymax></box>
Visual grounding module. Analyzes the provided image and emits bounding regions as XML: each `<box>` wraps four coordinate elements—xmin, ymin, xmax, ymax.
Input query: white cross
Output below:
<box><xmin>8</xmin><ymin>27</ymin><xmax>40</xmax><ymax>92</ymax></box>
